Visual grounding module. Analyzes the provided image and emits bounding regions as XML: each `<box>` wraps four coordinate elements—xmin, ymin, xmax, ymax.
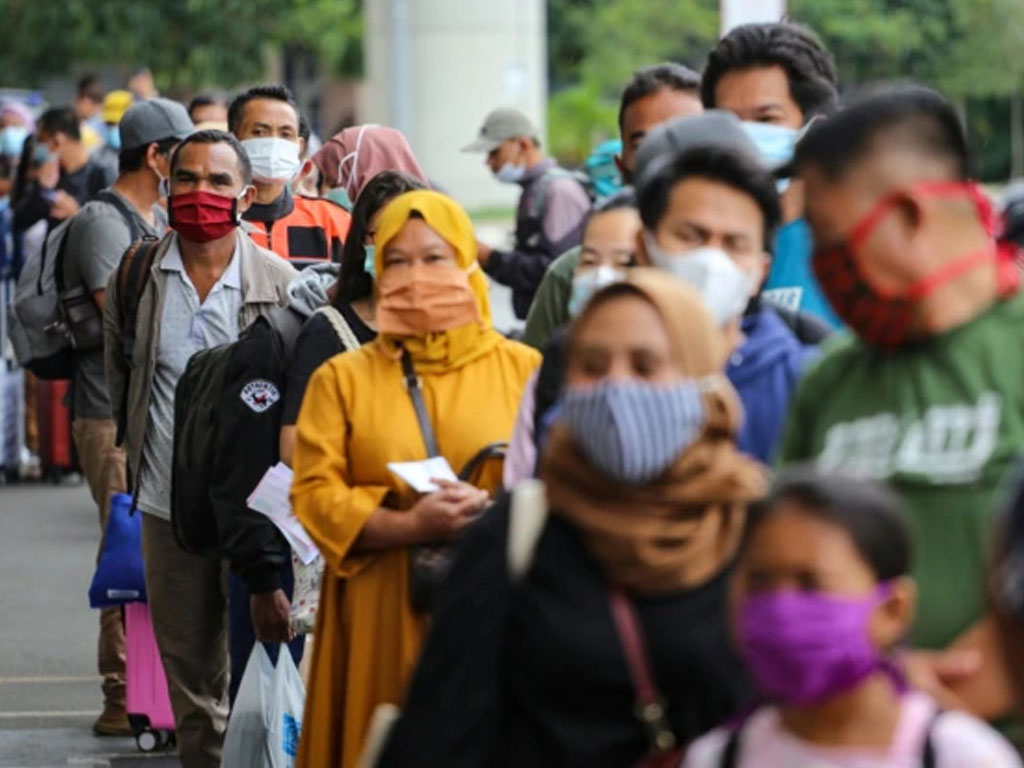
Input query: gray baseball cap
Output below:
<box><xmin>462</xmin><ymin>107</ymin><xmax>539</xmax><ymax>153</ymax></box>
<box><xmin>634</xmin><ymin>110</ymin><xmax>765</xmax><ymax>191</ymax></box>
<box><xmin>119</xmin><ymin>98</ymin><xmax>194</xmax><ymax>152</ymax></box>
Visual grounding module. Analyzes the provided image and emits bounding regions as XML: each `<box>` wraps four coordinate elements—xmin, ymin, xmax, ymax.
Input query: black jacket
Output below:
<box><xmin>208</xmin><ymin>312</ymin><xmax>298</xmax><ymax>594</ymax></box>
<box><xmin>380</xmin><ymin>496</ymin><xmax>751</xmax><ymax>767</ymax></box>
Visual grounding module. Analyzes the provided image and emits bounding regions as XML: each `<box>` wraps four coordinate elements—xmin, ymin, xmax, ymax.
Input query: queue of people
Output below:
<box><xmin>5</xmin><ymin>18</ymin><xmax>1024</xmax><ymax>768</ymax></box>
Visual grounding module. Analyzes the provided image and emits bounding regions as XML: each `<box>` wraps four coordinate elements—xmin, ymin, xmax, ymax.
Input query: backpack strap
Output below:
<box><xmin>718</xmin><ymin>727</ymin><xmax>742</xmax><ymax>768</ymax></box>
<box><xmin>400</xmin><ymin>348</ymin><xmax>440</xmax><ymax>458</ymax></box>
<box><xmin>115</xmin><ymin>235</ymin><xmax>161</xmax><ymax>367</ymax></box>
<box><xmin>93</xmin><ymin>189</ymin><xmax>142</xmax><ymax>243</ymax></box>
<box><xmin>921</xmin><ymin>708</ymin><xmax>944</xmax><ymax>768</ymax></box>
<box><xmin>267</xmin><ymin>306</ymin><xmax>304</xmax><ymax>362</ymax></box>
<box><xmin>507</xmin><ymin>478</ymin><xmax>548</xmax><ymax>580</ymax></box>
<box><xmin>315</xmin><ymin>304</ymin><xmax>361</xmax><ymax>352</ymax></box>
<box><xmin>46</xmin><ymin>219</ymin><xmax>75</xmax><ymax>295</ymax></box>
<box><xmin>527</xmin><ymin>166</ymin><xmax>588</xmax><ymax>222</ymax></box>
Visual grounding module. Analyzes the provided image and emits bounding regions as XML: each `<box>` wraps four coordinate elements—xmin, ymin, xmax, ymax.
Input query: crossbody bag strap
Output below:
<box><xmin>400</xmin><ymin>347</ymin><xmax>439</xmax><ymax>458</ymax></box>
<box><xmin>315</xmin><ymin>304</ymin><xmax>361</xmax><ymax>351</ymax></box>
<box><xmin>607</xmin><ymin>587</ymin><xmax>678</xmax><ymax>757</ymax></box>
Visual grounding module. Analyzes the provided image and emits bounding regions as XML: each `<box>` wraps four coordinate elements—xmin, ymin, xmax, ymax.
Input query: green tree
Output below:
<box><xmin>547</xmin><ymin>0</ymin><xmax>718</xmax><ymax>164</ymax></box>
<box><xmin>0</xmin><ymin>0</ymin><xmax>362</xmax><ymax>92</ymax></box>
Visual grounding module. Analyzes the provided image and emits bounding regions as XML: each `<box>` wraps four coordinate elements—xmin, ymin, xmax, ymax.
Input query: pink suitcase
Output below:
<box><xmin>125</xmin><ymin>602</ymin><xmax>176</xmax><ymax>752</ymax></box>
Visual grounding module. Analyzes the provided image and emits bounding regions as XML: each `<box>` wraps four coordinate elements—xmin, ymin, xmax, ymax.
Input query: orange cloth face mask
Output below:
<box><xmin>376</xmin><ymin>263</ymin><xmax>481</xmax><ymax>336</ymax></box>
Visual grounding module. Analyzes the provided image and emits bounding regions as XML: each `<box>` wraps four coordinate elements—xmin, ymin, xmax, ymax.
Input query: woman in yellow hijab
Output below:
<box><xmin>291</xmin><ymin>190</ymin><xmax>541</xmax><ymax>768</ymax></box>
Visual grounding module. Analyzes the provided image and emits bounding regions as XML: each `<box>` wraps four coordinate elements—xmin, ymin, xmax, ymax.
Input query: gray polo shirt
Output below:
<box><xmin>63</xmin><ymin>191</ymin><xmax>166</xmax><ymax>419</ymax></box>
<box><xmin>137</xmin><ymin>235</ymin><xmax>242</xmax><ymax>520</ymax></box>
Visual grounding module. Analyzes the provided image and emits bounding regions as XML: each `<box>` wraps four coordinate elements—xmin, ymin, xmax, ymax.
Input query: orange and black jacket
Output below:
<box><xmin>243</xmin><ymin>186</ymin><xmax>351</xmax><ymax>265</ymax></box>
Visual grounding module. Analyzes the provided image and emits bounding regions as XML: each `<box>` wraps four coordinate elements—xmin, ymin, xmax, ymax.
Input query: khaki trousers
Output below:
<box><xmin>142</xmin><ymin>514</ymin><xmax>229</xmax><ymax>768</ymax></box>
<box><xmin>71</xmin><ymin>418</ymin><xmax>127</xmax><ymax>711</ymax></box>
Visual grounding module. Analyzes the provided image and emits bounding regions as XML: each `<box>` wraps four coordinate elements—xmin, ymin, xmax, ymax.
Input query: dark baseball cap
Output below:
<box><xmin>462</xmin><ymin>107</ymin><xmax>539</xmax><ymax>153</ymax></box>
<box><xmin>634</xmin><ymin>110</ymin><xmax>764</xmax><ymax>192</ymax></box>
<box><xmin>119</xmin><ymin>98</ymin><xmax>194</xmax><ymax>152</ymax></box>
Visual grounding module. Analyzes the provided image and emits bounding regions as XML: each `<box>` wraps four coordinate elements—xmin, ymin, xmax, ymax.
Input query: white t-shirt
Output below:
<box><xmin>684</xmin><ymin>692</ymin><xmax>1020</xmax><ymax>768</ymax></box>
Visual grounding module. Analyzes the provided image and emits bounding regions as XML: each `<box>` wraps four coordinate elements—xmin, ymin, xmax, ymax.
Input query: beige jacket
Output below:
<box><xmin>103</xmin><ymin>230</ymin><xmax>297</xmax><ymax>482</ymax></box>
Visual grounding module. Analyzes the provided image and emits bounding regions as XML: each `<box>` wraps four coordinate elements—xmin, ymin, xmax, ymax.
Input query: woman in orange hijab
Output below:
<box><xmin>290</xmin><ymin>190</ymin><xmax>540</xmax><ymax>768</ymax></box>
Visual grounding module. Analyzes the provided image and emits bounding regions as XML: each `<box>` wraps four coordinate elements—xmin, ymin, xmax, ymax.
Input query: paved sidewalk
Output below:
<box><xmin>0</xmin><ymin>482</ymin><xmax>177</xmax><ymax>767</ymax></box>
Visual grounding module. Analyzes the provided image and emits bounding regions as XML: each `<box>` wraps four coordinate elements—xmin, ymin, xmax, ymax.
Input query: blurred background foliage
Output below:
<box><xmin>1</xmin><ymin>0</ymin><xmax>1021</xmax><ymax>178</ymax></box>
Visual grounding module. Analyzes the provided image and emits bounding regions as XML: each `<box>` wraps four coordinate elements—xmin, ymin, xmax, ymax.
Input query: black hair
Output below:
<box><xmin>77</xmin><ymin>74</ymin><xmax>103</xmax><ymax>103</ymax></box>
<box><xmin>701</xmin><ymin>22</ymin><xmax>839</xmax><ymax>121</ymax></box>
<box><xmin>593</xmin><ymin>186</ymin><xmax>637</xmax><ymax>214</ymax></box>
<box><xmin>118</xmin><ymin>136</ymin><xmax>180</xmax><ymax>175</ymax></box>
<box><xmin>618</xmin><ymin>63</ymin><xmax>701</xmax><ymax>132</ymax></box>
<box><xmin>584</xmin><ymin>186</ymin><xmax>638</xmax><ymax>233</ymax></box>
<box><xmin>743</xmin><ymin>465</ymin><xmax>911</xmax><ymax>581</ymax></box>
<box><xmin>169</xmin><ymin>129</ymin><xmax>252</xmax><ymax>186</ymax></box>
<box><xmin>11</xmin><ymin>133</ymin><xmax>36</xmax><ymax>205</ymax></box>
<box><xmin>336</xmin><ymin>170</ymin><xmax>426</xmax><ymax>305</ymax></box>
<box><xmin>299</xmin><ymin>115</ymin><xmax>311</xmax><ymax>143</ymax></box>
<box><xmin>637</xmin><ymin>146</ymin><xmax>781</xmax><ymax>250</ymax></box>
<box><xmin>227</xmin><ymin>84</ymin><xmax>300</xmax><ymax>135</ymax></box>
<box><xmin>37</xmin><ymin>107</ymin><xmax>80</xmax><ymax>142</ymax></box>
<box><xmin>188</xmin><ymin>92</ymin><xmax>227</xmax><ymax>121</ymax></box>
<box><xmin>794</xmin><ymin>83</ymin><xmax>971</xmax><ymax>182</ymax></box>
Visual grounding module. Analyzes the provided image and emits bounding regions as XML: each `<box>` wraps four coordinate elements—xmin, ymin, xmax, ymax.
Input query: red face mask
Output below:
<box><xmin>813</xmin><ymin>180</ymin><xmax>1019</xmax><ymax>349</ymax></box>
<box><xmin>168</xmin><ymin>190</ymin><xmax>240</xmax><ymax>243</ymax></box>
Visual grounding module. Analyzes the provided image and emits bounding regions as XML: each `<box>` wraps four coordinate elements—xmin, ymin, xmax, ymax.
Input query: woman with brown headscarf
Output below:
<box><xmin>379</xmin><ymin>269</ymin><xmax>767</xmax><ymax>768</ymax></box>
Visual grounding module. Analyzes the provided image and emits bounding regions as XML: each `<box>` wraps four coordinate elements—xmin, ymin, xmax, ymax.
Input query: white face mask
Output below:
<box><xmin>495</xmin><ymin>161</ymin><xmax>526</xmax><ymax>184</ymax></box>
<box><xmin>643</xmin><ymin>232</ymin><xmax>754</xmax><ymax>326</ymax></box>
<box><xmin>241</xmin><ymin>137</ymin><xmax>302</xmax><ymax>183</ymax></box>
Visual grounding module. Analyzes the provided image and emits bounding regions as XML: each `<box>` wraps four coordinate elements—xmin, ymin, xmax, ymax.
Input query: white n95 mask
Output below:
<box><xmin>644</xmin><ymin>233</ymin><xmax>753</xmax><ymax>326</ymax></box>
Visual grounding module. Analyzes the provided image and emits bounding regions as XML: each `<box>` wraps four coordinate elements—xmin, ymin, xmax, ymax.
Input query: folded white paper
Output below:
<box><xmin>247</xmin><ymin>462</ymin><xmax>321</xmax><ymax>565</ymax></box>
<box><xmin>387</xmin><ymin>456</ymin><xmax>459</xmax><ymax>493</ymax></box>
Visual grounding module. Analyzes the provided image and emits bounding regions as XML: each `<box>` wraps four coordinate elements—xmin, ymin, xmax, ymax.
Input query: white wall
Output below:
<box><xmin>364</xmin><ymin>0</ymin><xmax>547</xmax><ymax>211</ymax></box>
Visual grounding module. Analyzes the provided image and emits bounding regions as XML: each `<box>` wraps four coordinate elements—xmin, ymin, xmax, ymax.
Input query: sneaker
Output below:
<box><xmin>92</xmin><ymin>706</ymin><xmax>133</xmax><ymax>737</ymax></box>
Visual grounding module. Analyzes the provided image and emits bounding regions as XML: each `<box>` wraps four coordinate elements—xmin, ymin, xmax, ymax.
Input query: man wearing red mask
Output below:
<box><xmin>780</xmin><ymin>86</ymin><xmax>1022</xmax><ymax>719</ymax></box>
<box><xmin>103</xmin><ymin>130</ymin><xmax>297</xmax><ymax>768</ymax></box>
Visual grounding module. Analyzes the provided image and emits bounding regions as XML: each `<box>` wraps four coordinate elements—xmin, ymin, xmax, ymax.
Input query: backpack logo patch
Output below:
<box><xmin>240</xmin><ymin>379</ymin><xmax>280</xmax><ymax>413</ymax></box>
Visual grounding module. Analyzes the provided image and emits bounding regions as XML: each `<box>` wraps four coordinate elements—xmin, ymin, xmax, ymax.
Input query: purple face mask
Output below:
<box><xmin>739</xmin><ymin>586</ymin><xmax>890</xmax><ymax>706</ymax></box>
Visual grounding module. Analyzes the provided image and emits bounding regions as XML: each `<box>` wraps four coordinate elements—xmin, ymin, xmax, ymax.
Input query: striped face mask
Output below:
<box><xmin>561</xmin><ymin>378</ymin><xmax>710</xmax><ymax>485</ymax></box>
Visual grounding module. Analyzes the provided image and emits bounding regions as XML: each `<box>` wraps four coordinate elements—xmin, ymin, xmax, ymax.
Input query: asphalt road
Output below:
<box><xmin>0</xmin><ymin>223</ymin><xmax>520</xmax><ymax>767</ymax></box>
<box><xmin>0</xmin><ymin>481</ymin><xmax>177</xmax><ymax>768</ymax></box>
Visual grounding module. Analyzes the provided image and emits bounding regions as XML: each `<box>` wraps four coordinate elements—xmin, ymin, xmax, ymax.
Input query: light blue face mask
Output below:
<box><xmin>105</xmin><ymin>125</ymin><xmax>121</xmax><ymax>152</ymax></box>
<box><xmin>0</xmin><ymin>125</ymin><xmax>28</xmax><ymax>159</ymax></box>
<box><xmin>33</xmin><ymin>143</ymin><xmax>56</xmax><ymax>166</ymax></box>
<box><xmin>741</xmin><ymin>121</ymin><xmax>799</xmax><ymax>170</ymax></box>
<box><xmin>363</xmin><ymin>244</ymin><xmax>376</xmax><ymax>278</ymax></box>
<box><xmin>326</xmin><ymin>187</ymin><xmax>352</xmax><ymax>210</ymax></box>
<box><xmin>568</xmin><ymin>265</ymin><xmax>625</xmax><ymax>317</ymax></box>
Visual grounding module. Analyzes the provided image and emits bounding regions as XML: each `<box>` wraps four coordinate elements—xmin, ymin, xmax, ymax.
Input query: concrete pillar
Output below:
<box><xmin>365</xmin><ymin>0</ymin><xmax>547</xmax><ymax>211</ymax></box>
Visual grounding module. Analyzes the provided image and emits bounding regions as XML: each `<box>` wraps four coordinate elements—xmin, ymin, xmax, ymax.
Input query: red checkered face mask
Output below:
<box><xmin>813</xmin><ymin>181</ymin><xmax>1016</xmax><ymax>349</ymax></box>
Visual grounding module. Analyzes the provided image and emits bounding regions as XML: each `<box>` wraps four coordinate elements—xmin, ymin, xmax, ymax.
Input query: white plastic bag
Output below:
<box><xmin>222</xmin><ymin>645</ymin><xmax>307</xmax><ymax>768</ymax></box>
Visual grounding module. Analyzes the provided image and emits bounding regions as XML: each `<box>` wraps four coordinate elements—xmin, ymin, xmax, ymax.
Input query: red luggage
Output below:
<box><xmin>35</xmin><ymin>379</ymin><xmax>73</xmax><ymax>478</ymax></box>
<box><xmin>125</xmin><ymin>602</ymin><xmax>176</xmax><ymax>752</ymax></box>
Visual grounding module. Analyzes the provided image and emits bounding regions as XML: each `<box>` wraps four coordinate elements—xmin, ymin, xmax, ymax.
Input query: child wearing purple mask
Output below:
<box><xmin>685</xmin><ymin>466</ymin><xmax>1019</xmax><ymax>768</ymax></box>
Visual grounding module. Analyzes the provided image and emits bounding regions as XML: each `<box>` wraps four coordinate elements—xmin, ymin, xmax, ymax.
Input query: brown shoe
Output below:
<box><xmin>93</xmin><ymin>705</ymin><xmax>133</xmax><ymax>737</ymax></box>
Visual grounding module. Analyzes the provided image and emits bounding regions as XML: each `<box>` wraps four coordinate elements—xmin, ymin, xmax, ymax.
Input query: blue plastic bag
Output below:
<box><xmin>89</xmin><ymin>492</ymin><xmax>147</xmax><ymax>607</ymax></box>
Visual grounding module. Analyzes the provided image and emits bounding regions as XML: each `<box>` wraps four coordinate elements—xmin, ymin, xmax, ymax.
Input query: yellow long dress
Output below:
<box><xmin>291</xmin><ymin>190</ymin><xmax>541</xmax><ymax>768</ymax></box>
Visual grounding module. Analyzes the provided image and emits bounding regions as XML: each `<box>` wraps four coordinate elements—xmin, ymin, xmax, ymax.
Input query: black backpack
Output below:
<box><xmin>170</xmin><ymin>306</ymin><xmax>303</xmax><ymax>554</ymax></box>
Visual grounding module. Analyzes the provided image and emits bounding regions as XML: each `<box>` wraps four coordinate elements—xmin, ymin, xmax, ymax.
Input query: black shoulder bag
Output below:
<box><xmin>400</xmin><ymin>348</ymin><xmax>506</xmax><ymax>613</ymax></box>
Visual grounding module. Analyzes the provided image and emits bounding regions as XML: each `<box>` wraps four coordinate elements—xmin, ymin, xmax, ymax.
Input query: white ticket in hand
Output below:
<box><xmin>247</xmin><ymin>462</ymin><xmax>321</xmax><ymax>565</ymax></box>
<box><xmin>387</xmin><ymin>456</ymin><xmax>459</xmax><ymax>493</ymax></box>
